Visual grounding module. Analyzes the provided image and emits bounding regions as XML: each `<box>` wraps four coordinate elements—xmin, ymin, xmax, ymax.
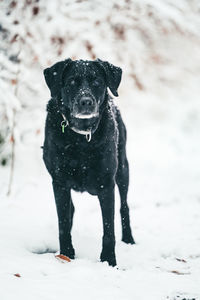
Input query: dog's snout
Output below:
<box><xmin>80</xmin><ymin>97</ymin><xmax>93</xmax><ymax>107</ymax></box>
<box><xmin>73</xmin><ymin>93</ymin><xmax>97</xmax><ymax>117</ymax></box>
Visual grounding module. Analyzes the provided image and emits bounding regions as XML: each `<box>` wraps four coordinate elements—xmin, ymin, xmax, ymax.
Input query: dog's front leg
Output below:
<box><xmin>98</xmin><ymin>184</ymin><xmax>116</xmax><ymax>267</ymax></box>
<box><xmin>52</xmin><ymin>181</ymin><xmax>75</xmax><ymax>259</ymax></box>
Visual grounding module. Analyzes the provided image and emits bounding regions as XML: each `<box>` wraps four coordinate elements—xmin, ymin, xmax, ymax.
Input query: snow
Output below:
<box><xmin>1</xmin><ymin>0</ymin><xmax>200</xmax><ymax>299</ymax></box>
<box><xmin>1</xmin><ymin>87</ymin><xmax>200</xmax><ymax>299</ymax></box>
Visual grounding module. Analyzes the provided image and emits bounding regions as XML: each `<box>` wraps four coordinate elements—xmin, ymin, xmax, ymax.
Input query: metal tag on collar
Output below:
<box><xmin>86</xmin><ymin>131</ymin><xmax>91</xmax><ymax>142</ymax></box>
<box><xmin>61</xmin><ymin>114</ymin><xmax>68</xmax><ymax>133</ymax></box>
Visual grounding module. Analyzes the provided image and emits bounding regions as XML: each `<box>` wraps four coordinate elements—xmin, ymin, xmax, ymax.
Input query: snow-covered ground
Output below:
<box><xmin>0</xmin><ymin>88</ymin><xmax>200</xmax><ymax>300</ymax></box>
<box><xmin>1</xmin><ymin>0</ymin><xmax>200</xmax><ymax>299</ymax></box>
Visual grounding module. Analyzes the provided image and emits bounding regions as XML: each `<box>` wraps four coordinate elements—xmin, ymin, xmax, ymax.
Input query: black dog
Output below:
<box><xmin>43</xmin><ymin>58</ymin><xmax>134</xmax><ymax>266</ymax></box>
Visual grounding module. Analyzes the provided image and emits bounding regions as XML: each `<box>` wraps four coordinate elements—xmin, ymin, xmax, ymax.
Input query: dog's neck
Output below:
<box><xmin>61</xmin><ymin>113</ymin><xmax>92</xmax><ymax>142</ymax></box>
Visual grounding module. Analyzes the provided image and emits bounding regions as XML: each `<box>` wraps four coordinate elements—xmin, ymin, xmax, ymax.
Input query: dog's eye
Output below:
<box><xmin>70</xmin><ymin>79</ymin><xmax>76</xmax><ymax>86</ymax></box>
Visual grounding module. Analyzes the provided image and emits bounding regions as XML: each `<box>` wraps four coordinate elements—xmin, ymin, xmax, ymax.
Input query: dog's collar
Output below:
<box><xmin>61</xmin><ymin>113</ymin><xmax>92</xmax><ymax>142</ymax></box>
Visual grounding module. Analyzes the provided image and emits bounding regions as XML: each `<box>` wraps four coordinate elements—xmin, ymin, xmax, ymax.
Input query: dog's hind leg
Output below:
<box><xmin>116</xmin><ymin>154</ymin><xmax>135</xmax><ymax>245</ymax></box>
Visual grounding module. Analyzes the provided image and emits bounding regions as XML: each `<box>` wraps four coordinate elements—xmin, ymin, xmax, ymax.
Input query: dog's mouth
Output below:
<box><xmin>72</xmin><ymin>112</ymin><xmax>99</xmax><ymax>119</ymax></box>
<box><xmin>68</xmin><ymin>112</ymin><xmax>100</xmax><ymax>135</ymax></box>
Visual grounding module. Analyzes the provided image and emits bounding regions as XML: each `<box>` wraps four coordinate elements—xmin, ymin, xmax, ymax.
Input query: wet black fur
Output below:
<box><xmin>43</xmin><ymin>58</ymin><xmax>134</xmax><ymax>266</ymax></box>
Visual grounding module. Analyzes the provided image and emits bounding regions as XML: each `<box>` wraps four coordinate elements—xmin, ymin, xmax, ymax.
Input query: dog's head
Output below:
<box><xmin>44</xmin><ymin>58</ymin><xmax>122</xmax><ymax>134</ymax></box>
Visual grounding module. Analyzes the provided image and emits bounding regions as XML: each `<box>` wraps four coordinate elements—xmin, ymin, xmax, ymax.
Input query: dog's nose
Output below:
<box><xmin>79</xmin><ymin>97</ymin><xmax>93</xmax><ymax>107</ymax></box>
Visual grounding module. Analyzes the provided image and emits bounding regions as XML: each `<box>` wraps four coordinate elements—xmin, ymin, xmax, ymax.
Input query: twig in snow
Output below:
<box><xmin>7</xmin><ymin>62</ymin><xmax>20</xmax><ymax>196</ymax></box>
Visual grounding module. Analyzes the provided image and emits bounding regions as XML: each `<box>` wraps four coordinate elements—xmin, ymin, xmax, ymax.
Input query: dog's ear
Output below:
<box><xmin>95</xmin><ymin>59</ymin><xmax>122</xmax><ymax>97</ymax></box>
<box><xmin>43</xmin><ymin>58</ymin><xmax>72</xmax><ymax>98</ymax></box>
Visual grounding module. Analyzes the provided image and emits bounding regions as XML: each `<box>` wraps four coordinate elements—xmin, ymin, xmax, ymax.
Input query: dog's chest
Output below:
<box><xmin>58</xmin><ymin>145</ymin><xmax>104</xmax><ymax>194</ymax></box>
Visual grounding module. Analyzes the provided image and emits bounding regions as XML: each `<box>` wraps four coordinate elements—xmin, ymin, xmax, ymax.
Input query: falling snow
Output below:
<box><xmin>0</xmin><ymin>0</ymin><xmax>200</xmax><ymax>300</ymax></box>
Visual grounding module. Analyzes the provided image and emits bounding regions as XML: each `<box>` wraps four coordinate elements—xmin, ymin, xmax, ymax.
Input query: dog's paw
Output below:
<box><xmin>122</xmin><ymin>234</ymin><xmax>135</xmax><ymax>245</ymax></box>
<box><xmin>100</xmin><ymin>252</ymin><xmax>117</xmax><ymax>267</ymax></box>
<box><xmin>60</xmin><ymin>246</ymin><xmax>75</xmax><ymax>259</ymax></box>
